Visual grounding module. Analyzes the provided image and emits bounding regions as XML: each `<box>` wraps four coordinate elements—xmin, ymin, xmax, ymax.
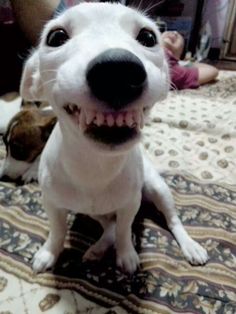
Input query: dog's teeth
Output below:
<box><xmin>129</xmin><ymin>110</ymin><xmax>143</xmax><ymax>128</ymax></box>
<box><xmin>125</xmin><ymin>112</ymin><xmax>133</xmax><ymax>127</ymax></box>
<box><xmin>92</xmin><ymin>117</ymin><xmax>97</xmax><ymax>126</ymax></box>
<box><xmin>72</xmin><ymin>109</ymin><xmax>142</xmax><ymax>129</ymax></box>
<box><xmin>74</xmin><ymin>105</ymin><xmax>79</xmax><ymax>113</ymax></box>
<box><xmin>86</xmin><ymin>110</ymin><xmax>95</xmax><ymax>125</ymax></box>
<box><xmin>116</xmin><ymin>114</ymin><xmax>124</xmax><ymax>127</ymax></box>
<box><xmin>134</xmin><ymin>111</ymin><xmax>141</xmax><ymax>127</ymax></box>
<box><xmin>70</xmin><ymin>104</ymin><xmax>78</xmax><ymax>113</ymax></box>
<box><xmin>75</xmin><ymin>111</ymin><xmax>80</xmax><ymax>121</ymax></box>
<box><xmin>64</xmin><ymin>103</ymin><xmax>79</xmax><ymax>115</ymax></box>
<box><xmin>96</xmin><ymin>112</ymin><xmax>105</xmax><ymax>126</ymax></box>
<box><xmin>107</xmin><ymin>114</ymin><xmax>115</xmax><ymax>127</ymax></box>
<box><xmin>64</xmin><ymin>105</ymin><xmax>72</xmax><ymax>114</ymax></box>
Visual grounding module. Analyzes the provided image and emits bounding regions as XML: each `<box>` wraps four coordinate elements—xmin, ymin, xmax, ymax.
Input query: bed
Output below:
<box><xmin>0</xmin><ymin>71</ymin><xmax>235</xmax><ymax>313</ymax></box>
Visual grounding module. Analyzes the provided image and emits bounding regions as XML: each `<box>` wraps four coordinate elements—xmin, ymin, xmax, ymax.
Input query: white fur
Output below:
<box><xmin>21</xmin><ymin>156</ymin><xmax>40</xmax><ymax>183</ymax></box>
<box><xmin>0</xmin><ymin>93</ymin><xmax>21</xmax><ymax>133</ymax></box>
<box><xmin>20</xmin><ymin>3</ymin><xmax>208</xmax><ymax>273</ymax></box>
<box><xmin>0</xmin><ymin>154</ymin><xmax>40</xmax><ymax>183</ymax></box>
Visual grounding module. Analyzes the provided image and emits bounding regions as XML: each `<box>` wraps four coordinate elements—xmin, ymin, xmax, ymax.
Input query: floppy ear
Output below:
<box><xmin>40</xmin><ymin>116</ymin><xmax>57</xmax><ymax>142</ymax></box>
<box><xmin>20</xmin><ymin>51</ymin><xmax>44</xmax><ymax>101</ymax></box>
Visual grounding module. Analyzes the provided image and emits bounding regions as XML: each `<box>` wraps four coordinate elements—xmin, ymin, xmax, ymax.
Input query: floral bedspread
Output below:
<box><xmin>0</xmin><ymin>71</ymin><xmax>236</xmax><ymax>313</ymax></box>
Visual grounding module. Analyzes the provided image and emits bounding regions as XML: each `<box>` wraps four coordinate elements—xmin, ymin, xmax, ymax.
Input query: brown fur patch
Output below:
<box><xmin>4</xmin><ymin>108</ymin><xmax>57</xmax><ymax>162</ymax></box>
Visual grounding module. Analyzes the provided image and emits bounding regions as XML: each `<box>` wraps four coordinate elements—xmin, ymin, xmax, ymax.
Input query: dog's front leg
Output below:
<box><xmin>83</xmin><ymin>214</ymin><xmax>116</xmax><ymax>262</ymax></box>
<box><xmin>32</xmin><ymin>198</ymin><xmax>68</xmax><ymax>273</ymax></box>
<box><xmin>116</xmin><ymin>197</ymin><xmax>141</xmax><ymax>274</ymax></box>
<box><xmin>143</xmin><ymin>156</ymin><xmax>208</xmax><ymax>265</ymax></box>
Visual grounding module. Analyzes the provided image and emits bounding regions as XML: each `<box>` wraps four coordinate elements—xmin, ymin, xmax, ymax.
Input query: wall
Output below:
<box><xmin>202</xmin><ymin>0</ymin><xmax>229</xmax><ymax>48</ymax></box>
<box><xmin>64</xmin><ymin>0</ymin><xmax>229</xmax><ymax>49</ymax></box>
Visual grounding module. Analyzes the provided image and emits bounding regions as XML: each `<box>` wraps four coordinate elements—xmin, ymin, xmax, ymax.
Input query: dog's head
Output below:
<box><xmin>0</xmin><ymin>108</ymin><xmax>57</xmax><ymax>182</ymax></box>
<box><xmin>20</xmin><ymin>3</ymin><xmax>169</xmax><ymax>152</ymax></box>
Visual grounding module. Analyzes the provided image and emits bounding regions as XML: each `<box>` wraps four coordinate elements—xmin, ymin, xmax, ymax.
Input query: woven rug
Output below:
<box><xmin>0</xmin><ymin>71</ymin><xmax>236</xmax><ymax>313</ymax></box>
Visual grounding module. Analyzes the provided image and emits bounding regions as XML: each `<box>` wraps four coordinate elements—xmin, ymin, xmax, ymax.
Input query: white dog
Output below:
<box><xmin>20</xmin><ymin>2</ymin><xmax>208</xmax><ymax>273</ymax></box>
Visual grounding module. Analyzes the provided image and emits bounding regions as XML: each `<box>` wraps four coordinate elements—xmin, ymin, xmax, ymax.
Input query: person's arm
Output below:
<box><xmin>194</xmin><ymin>63</ymin><xmax>219</xmax><ymax>85</ymax></box>
<box><xmin>10</xmin><ymin>0</ymin><xmax>60</xmax><ymax>45</ymax></box>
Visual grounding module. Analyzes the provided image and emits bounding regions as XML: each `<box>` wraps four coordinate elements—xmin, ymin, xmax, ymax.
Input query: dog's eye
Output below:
<box><xmin>136</xmin><ymin>29</ymin><xmax>157</xmax><ymax>47</ymax></box>
<box><xmin>10</xmin><ymin>142</ymin><xmax>29</xmax><ymax>161</ymax></box>
<box><xmin>46</xmin><ymin>29</ymin><xmax>69</xmax><ymax>47</ymax></box>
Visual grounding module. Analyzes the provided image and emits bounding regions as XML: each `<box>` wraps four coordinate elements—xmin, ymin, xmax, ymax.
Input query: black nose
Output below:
<box><xmin>86</xmin><ymin>48</ymin><xmax>147</xmax><ymax>110</ymax></box>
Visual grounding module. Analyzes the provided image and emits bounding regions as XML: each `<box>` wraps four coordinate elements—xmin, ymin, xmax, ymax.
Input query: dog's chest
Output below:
<box><xmin>46</xmin><ymin>174</ymin><xmax>141</xmax><ymax>215</ymax></box>
<box><xmin>40</xmin><ymin>128</ymin><xmax>143</xmax><ymax>214</ymax></box>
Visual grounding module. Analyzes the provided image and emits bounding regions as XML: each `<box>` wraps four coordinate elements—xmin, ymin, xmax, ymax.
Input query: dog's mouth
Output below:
<box><xmin>63</xmin><ymin>103</ymin><xmax>144</xmax><ymax>145</ymax></box>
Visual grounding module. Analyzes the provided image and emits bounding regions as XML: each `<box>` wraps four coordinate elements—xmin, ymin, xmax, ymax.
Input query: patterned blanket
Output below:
<box><xmin>0</xmin><ymin>71</ymin><xmax>236</xmax><ymax>313</ymax></box>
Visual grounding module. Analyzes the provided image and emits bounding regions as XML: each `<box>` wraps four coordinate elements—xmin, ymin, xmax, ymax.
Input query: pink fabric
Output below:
<box><xmin>165</xmin><ymin>50</ymin><xmax>199</xmax><ymax>90</ymax></box>
<box><xmin>0</xmin><ymin>1</ymin><xmax>14</xmax><ymax>24</ymax></box>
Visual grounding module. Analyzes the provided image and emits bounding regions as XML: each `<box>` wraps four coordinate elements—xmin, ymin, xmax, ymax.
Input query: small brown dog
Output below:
<box><xmin>0</xmin><ymin>104</ymin><xmax>56</xmax><ymax>183</ymax></box>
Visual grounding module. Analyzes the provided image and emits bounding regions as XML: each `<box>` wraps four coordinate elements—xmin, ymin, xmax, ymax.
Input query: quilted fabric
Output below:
<box><xmin>0</xmin><ymin>71</ymin><xmax>235</xmax><ymax>313</ymax></box>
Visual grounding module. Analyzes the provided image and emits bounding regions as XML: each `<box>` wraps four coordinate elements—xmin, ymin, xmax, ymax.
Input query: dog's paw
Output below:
<box><xmin>22</xmin><ymin>167</ymin><xmax>38</xmax><ymax>183</ymax></box>
<box><xmin>116</xmin><ymin>246</ymin><xmax>140</xmax><ymax>274</ymax></box>
<box><xmin>32</xmin><ymin>247</ymin><xmax>57</xmax><ymax>273</ymax></box>
<box><xmin>181</xmin><ymin>239</ymin><xmax>208</xmax><ymax>265</ymax></box>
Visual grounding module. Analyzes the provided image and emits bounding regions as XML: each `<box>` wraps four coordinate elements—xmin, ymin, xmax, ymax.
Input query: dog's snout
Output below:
<box><xmin>86</xmin><ymin>48</ymin><xmax>147</xmax><ymax>109</ymax></box>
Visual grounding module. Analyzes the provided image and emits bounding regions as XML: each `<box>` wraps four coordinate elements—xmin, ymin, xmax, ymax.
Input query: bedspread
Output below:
<box><xmin>0</xmin><ymin>71</ymin><xmax>235</xmax><ymax>314</ymax></box>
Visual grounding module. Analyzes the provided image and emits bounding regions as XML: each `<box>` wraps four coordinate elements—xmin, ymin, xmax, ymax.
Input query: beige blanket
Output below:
<box><xmin>0</xmin><ymin>70</ymin><xmax>235</xmax><ymax>314</ymax></box>
<box><xmin>145</xmin><ymin>71</ymin><xmax>236</xmax><ymax>184</ymax></box>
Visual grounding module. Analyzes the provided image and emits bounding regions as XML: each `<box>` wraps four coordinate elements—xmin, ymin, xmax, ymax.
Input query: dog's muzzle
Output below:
<box><xmin>63</xmin><ymin>49</ymin><xmax>147</xmax><ymax>146</ymax></box>
<box><xmin>86</xmin><ymin>48</ymin><xmax>147</xmax><ymax>110</ymax></box>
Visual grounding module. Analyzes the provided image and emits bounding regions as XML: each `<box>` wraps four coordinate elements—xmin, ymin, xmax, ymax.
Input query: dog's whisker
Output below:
<box><xmin>119</xmin><ymin>0</ymin><xmax>127</xmax><ymax>5</ymax></box>
<box><xmin>39</xmin><ymin>78</ymin><xmax>57</xmax><ymax>89</ymax></box>
<box><xmin>164</xmin><ymin>75</ymin><xmax>177</xmax><ymax>91</ymax></box>
<box><xmin>143</xmin><ymin>0</ymin><xmax>166</xmax><ymax>16</ymax></box>
<box><xmin>166</xmin><ymin>78</ymin><xmax>178</xmax><ymax>92</ymax></box>
<box><xmin>164</xmin><ymin>66</ymin><xmax>182</xmax><ymax>91</ymax></box>
<box><xmin>136</xmin><ymin>0</ymin><xmax>144</xmax><ymax>12</ymax></box>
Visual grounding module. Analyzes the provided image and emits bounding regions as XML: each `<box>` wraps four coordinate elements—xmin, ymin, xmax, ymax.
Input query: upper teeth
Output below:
<box><xmin>63</xmin><ymin>104</ymin><xmax>144</xmax><ymax>130</ymax></box>
<box><xmin>64</xmin><ymin>104</ymin><xmax>79</xmax><ymax>115</ymax></box>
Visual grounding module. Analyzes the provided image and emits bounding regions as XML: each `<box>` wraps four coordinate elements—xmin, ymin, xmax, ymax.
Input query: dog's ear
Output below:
<box><xmin>40</xmin><ymin>116</ymin><xmax>57</xmax><ymax>142</ymax></box>
<box><xmin>20</xmin><ymin>51</ymin><xmax>44</xmax><ymax>101</ymax></box>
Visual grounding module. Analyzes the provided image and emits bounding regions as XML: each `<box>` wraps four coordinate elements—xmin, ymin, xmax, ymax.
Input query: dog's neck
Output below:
<box><xmin>58</xmin><ymin>122</ymin><xmax>135</xmax><ymax>186</ymax></box>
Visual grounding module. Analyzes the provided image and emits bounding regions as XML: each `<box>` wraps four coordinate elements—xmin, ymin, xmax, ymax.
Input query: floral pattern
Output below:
<box><xmin>0</xmin><ymin>172</ymin><xmax>235</xmax><ymax>313</ymax></box>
